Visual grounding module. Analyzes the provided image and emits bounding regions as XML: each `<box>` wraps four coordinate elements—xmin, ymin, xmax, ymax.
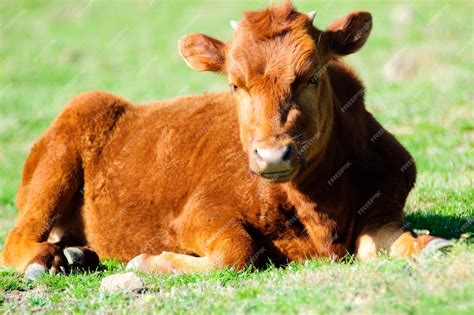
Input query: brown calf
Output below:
<box><xmin>1</xmin><ymin>2</ymin><xmax>451</xmax><ymax>279</ymax></box>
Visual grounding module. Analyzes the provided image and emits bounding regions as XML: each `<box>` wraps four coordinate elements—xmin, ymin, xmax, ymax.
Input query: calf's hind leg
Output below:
<box><xmin>1</xmin><ymin>123</ymin><xmax>96</xmax><ymax>279</ymax></box>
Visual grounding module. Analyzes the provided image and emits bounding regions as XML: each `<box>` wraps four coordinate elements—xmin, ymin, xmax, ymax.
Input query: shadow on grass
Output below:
<box><xmin>405</xmin><ymin>213</ymin><xmax>473</xmax><ymax>239</ymax></box>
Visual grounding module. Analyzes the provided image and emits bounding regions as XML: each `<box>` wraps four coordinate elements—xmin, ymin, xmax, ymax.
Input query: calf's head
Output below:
<box><xmin>179</xmin><ymin>2</ymin><xmax>372</xmax><ymax>183</ymax></box>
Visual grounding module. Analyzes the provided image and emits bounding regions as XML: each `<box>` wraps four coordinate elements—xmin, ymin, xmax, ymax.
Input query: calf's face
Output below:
<box><xmin>179</xmin><ymin>4</ymin><xmax>372</xmax><ymax>183</ymax></box>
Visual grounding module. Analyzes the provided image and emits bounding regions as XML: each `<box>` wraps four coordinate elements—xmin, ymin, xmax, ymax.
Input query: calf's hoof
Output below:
<box><xmin>24</xmin><ymin>243</ymin><xmax>67</xmax><ymax>280</ymax></box>
<box><xmin>24</xmin><ymin>263</ymin><xmax>50</xmax><ymax>280</ymax></box>
<box><xmin>63</xmin><ymin>246</ymin><xmax>100</xmax><ymax>271</ymax></box>
<box><xmin>24</xmin><ymin>245</ymin><xmax>100</xmax><ymax>280</ymax></box>
<box><xmin>125</xmin><ymin>254</ymin><xmax>145</xmax><ymax>271</ymax></box>
<box><xmin>420</xmin><ymin>237</ymin><xmax>454</xmax><ymax>258</ymax></box>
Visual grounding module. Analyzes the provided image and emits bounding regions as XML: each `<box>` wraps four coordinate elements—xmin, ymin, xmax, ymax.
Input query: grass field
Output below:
<box><xmin>0</xmin><ymin>0</ymin><xmax>473</xmax><ymax>313</ymax></box>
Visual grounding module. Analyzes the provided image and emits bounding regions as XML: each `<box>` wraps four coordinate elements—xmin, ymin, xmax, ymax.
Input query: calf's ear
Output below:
<box><xmin>178</xmin><ymin>33</ymin><xmax>226</xmax><ymax>72</ymax></box>
<box><xmin>325</xmin><ymin>11</ymin><xmax>372</xmax><ymax>56</ymax></box>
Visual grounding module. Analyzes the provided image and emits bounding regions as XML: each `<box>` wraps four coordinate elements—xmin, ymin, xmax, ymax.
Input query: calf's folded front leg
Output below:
<box><xmin>126</xmin><ymin>217</ymin><xmax>260</xmax><ymax>274</ymax></box>
<box><xmin>356</xmin><ymin>223</ymin><xmax>453</xmax><ymax>260</ymax></box>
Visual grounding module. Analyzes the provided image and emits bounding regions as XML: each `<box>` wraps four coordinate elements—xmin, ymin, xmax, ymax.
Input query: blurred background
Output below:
<box><xmin>0</xmin><ymin>0</ymin><xmax>473</xmax><ymax>242</ymax></box>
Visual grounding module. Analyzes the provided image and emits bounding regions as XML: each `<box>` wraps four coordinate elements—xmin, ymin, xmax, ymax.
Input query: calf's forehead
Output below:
<box><xmin>227</xmin><ymin>30</ymin><xmax>319</xmax><ymax>88</ymax></box>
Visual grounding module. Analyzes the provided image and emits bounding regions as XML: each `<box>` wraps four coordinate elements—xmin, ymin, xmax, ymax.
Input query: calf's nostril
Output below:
<box><xmin>282</xmin><ymin>145</ymin><xmax>293</xmax><ymax>162</ymax></box>
<box><xmin>253</xmin><ymin>145</ymin><xmax>295</xmax><ymax>163</ymax></box>
<box><xmin>254</xmin><ymin>148</ymin><xmax>261</xmax><ymax>160</ymax></box>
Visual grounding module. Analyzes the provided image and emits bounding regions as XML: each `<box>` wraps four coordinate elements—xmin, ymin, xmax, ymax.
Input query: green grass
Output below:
<box><xmin>1</xmin><ymin>248</ymin><xmax>474</xmax><ymax>314</ymax></box>
<box><xmin>0</xmin><ymin>0</ymin><xmax>473</xmax><ymax>313</ymax></box>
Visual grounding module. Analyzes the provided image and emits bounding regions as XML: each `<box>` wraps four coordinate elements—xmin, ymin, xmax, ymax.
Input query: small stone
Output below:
<box><xmin>413</xmin><ymin>229</ymin><xmax>430</xmax><ymax>236</ymax></box>
<box><xmin>383</xmin><ymin>49</ymin><xmax>418</xmax><ymax>83</ymax></box>
<box><xmin>460</xmin><ymin>233</ymin><xmax>472</xmax><ymax>242</ymax></box>
<box><xmin>391</xmin><ymin>5</ymin><xmax>413</xmax><ymax>25</ymax></box>
<box><xmin>100</xmin><ymin>272</ymin><xmax>146</xmax><ymax>293</ymax></box>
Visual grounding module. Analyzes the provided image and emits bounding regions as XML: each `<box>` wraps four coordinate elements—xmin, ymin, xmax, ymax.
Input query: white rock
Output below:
<box><xmin>383</xmin><ymin>49</ymin><xmax>418</xmax><ymax>83</ymax></box>
<box><xmin>391</xmin><ymin>5</ymin><xmax>413</xmax><ymax>25</ymax></box>
<box><xmin>100</xmin><ymin>272</ymin><xmax>146</xmax><ymax>293</ymax></box>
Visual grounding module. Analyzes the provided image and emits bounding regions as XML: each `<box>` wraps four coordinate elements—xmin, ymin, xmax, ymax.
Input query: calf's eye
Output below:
<box><xmin>230</xmin><ymin>84</ymin><xmax>238</xmax><ymax>92</ymax></box>
<box><xmin>308</xmin><ymin>74</ymin><xmax>319</xmax><ymax>85</ymax></box>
